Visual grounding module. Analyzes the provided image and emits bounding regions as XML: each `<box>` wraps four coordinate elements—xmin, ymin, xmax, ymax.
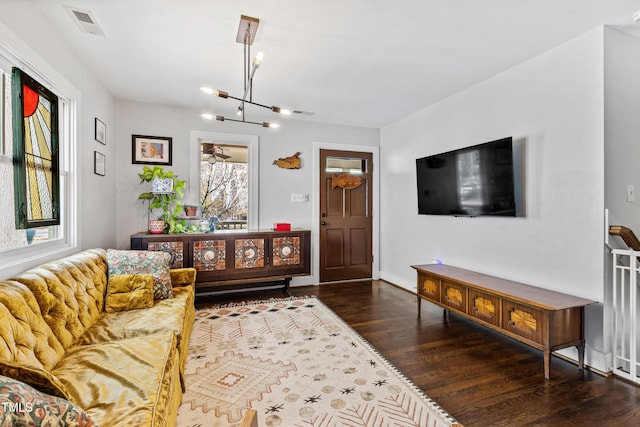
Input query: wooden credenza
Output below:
<box><xmin>412</xmin><ymin>264</ymin><xmax>595</xmax><ymax>379</ymax></box>
<box><xmin>131</xmin><ymin>229</ymin><xmax>311</xmax><ymax>296</ymax></box>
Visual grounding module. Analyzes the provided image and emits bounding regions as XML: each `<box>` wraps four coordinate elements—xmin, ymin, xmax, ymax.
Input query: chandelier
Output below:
<box><xmin>200</xmin><ymin>15</ymin><xmax>299</xmax><ymax>128</ymax></box>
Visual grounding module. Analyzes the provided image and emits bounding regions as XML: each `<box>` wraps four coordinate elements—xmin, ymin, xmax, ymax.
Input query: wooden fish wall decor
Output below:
<box><xmin>273</xmin><ymin>152</ymin><xmax>301</xmax><ymax>169</ymax></box>
<box><xmin>331</xmin><ymin>173</ymin><xmax>363</xmax><ymax>190</ymax></box>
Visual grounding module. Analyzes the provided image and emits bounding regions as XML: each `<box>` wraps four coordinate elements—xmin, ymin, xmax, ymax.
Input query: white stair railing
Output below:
<box><xmin>611</xmin><ymin>248</ymin><xmax>640</xmax><ymax>384</ymax></box>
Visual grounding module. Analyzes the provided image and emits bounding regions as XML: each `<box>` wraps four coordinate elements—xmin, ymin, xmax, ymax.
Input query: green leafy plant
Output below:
<box><xmin>138</xmin><ymin>166</ymin><xmax>187</xmax><ymax>233</ymax></box>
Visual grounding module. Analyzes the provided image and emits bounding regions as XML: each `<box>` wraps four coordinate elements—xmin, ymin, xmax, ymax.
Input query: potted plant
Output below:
<box><xmin>183</xmin><ymin>204</ymin><xmax>199</xmax><ymax>217</ymax></box>
<box><xmin>138</xmin><ymin>166</ymin><xmax>187</xmax><ymax>234</ymax></box>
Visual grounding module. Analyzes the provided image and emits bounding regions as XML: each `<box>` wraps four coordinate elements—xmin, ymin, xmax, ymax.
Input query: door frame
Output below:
<box><xmin>312</xmin><ymin>141</ymin><xmax>380</xmax><ymax>282</ymax></box>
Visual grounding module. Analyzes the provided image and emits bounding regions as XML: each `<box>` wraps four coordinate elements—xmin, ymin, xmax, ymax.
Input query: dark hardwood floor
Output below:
<box><xmin>196</xmin><ymin>280</ymin><xmax>640</xmax><ymax>426</ymax></box>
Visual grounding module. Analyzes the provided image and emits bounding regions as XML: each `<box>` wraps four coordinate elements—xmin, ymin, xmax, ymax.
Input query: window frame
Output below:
<box><xmin>11</xmin><ymin>67</ymin><xmax>60</xmax><ymax>229</ymax></box>
<box><xmin>189</xmin><ymin>130</ymin><xmax>259</xmax><ymax>230</ymax></box>
<box><xmin>0</xmin><ymin>37</ymin><xmax>79</xmax><ymax>277</ymax></box>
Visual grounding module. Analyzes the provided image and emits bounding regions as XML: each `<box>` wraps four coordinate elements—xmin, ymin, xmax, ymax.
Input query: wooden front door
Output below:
<box><xmin>319</xmin><ymin>149</ymin><xmax>373</xmax><ymax>282</ymax></box>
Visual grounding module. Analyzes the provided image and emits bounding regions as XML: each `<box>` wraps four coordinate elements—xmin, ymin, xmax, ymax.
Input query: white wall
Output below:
<box><xmin>380</xmin><ymin>28</ymin><xmax>605</xmax><ymax>303</ymax></box>
<box><xmin>114</xmin><ymin>100</ymin><xmax>379</xmax><ymax>283</ymax></box>
<box><xmin>0</xmin><ymin>1</ymin><xmax>117</xmax><ymax>277</ymax></box>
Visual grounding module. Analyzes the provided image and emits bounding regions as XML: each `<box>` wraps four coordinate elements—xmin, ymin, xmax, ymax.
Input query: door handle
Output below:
<box><xmin>321</xmin><ymin>221</ymin><xmax>327</xmax><ymax>226</ymax></box>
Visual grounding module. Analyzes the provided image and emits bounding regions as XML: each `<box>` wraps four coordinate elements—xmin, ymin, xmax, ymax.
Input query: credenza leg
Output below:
<box><xmin>283</xmin><ymin>277</ymin><xmax>292</xmax><ymax>297</ymax></box>
<box><xmin>417</xmin><ymin>295</ymin><xmax>422</xmax><ymax>318</ymax></box>
<box><xmin>443</xmin><ymin>309</ymin><xmax>450</xmax><ymax>323</ymax></box>
<box><xmin>544</xmin><ymin>350</ymin><xmax>551</xmax><ymax>380</ymax></box>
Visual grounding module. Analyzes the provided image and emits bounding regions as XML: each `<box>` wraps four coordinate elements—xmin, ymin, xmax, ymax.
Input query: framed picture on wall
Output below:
<box><xmin>95</xmin><ymin>118</ymin><xmax>106</xmax><ymax>144</ymax></box>
<box><xmin>94</xmin><ymin>151</ymin><xmax>105</xmax><ymax>176</ymax></box>
<box><xmin>131</xmin><ymin>134</ymin><xmax>172</xmax><ymax>165</ymax></box>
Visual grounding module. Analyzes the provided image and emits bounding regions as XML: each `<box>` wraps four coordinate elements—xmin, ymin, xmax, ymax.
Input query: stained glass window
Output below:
<box><xmin>11</xmin><ymin>68</ymin><xmax>59</xmax><ymax>229</ymax></box>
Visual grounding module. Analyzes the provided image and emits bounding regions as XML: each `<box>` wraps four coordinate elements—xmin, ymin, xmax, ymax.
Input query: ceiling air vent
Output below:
<box><xmin>64</xmin><ymin>6</ymin><xmax>106</xmax><ymax>37</ymax></box>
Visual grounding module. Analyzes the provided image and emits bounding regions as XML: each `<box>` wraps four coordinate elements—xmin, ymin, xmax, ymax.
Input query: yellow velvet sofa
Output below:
<box><xmin>0</xmin><ymin>248</ymin><xmax>196</xmax><ymax>426</ymax></box>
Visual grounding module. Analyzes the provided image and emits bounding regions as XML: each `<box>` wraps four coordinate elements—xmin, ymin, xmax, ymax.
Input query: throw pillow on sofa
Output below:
<box><xmin>106</xmin><ymin>249</ymin><xmax>173</xmax><ymax>300</ymax></box>
<box><xmin>105</xmin><ymin>273</ymin><xmax>155</xmax><ymax>312</ymax></box>
<box><xmin>0</xmin><ymin>374</ymin><xmax>96</xmax><ymax>427</ymax></box>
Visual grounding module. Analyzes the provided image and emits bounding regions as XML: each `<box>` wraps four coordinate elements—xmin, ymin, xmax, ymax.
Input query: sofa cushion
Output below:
<box><xmin>105</xmin><ymin>273</ymin><xmax>154</xmax><ymax>312</ymax></box>
<box><xmin>107</xmin><ymin>249</ymin><xmax>173</xmax><ymax>300</ymax></box>
<box><xmin>0</xmin><ymin>374</ymin><xmax>96</xmax><ymax>427</ymax></box>
<box><xmin>11</xmin><ymin>249</ymin><xmax>107</xmax><ymax>349</ymax></box>
<box><xmin>53</xmin><ymin>332</ymin><xmax>180</xmax><ymax>426</ymax></box>
<box><xmin>0</xmin><ymin>281</ymin><xmax>70</xmax><ymax>399</ymax></box>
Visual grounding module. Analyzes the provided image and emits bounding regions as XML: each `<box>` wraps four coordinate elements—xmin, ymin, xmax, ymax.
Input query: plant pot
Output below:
<box><xmin>148</xmin><ymin>219</ymin><xmax>166</xmax><ymax>234</ymax></box>
<box><xmin>184</xmin><ymin>205</ymin><xmax>198</xmax><ymax>217</ymax></box>
<box><xmin>151</xmin><ymin>178</ymin><xmax>173</xmax><ymax>193</ymax></box>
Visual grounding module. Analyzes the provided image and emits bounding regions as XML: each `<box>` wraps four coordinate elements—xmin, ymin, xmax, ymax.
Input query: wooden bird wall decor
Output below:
<box><xmin>331</xmin><ymin>173</ymin><xmax>363</xmax><ymax>190</ymax></box>
<box><xmin>273</xmin><ymin>152</ymin><xmax>301</xmax><ymax>169</ymax></box>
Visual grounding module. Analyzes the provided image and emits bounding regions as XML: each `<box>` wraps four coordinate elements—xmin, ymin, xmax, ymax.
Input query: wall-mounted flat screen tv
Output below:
<box><xmin>416</xmin><ymin>137</ymin><xmax>517</xmax><ymax>217</ymax></box>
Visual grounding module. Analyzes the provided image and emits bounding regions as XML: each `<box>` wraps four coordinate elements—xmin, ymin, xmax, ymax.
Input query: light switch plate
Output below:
<box><xmin>290</xmin><ymin>193</ymin><xmax>309</xmax><ymax>203</ymax></box>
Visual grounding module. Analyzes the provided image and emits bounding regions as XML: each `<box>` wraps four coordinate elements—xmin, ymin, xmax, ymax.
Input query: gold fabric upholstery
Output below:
<box><xmin>169</xmin><ymin>268</ymin><xmax>196</xmax><ymax>288</ymax></box>
<box><xmin>0</xmin><ymin>281</ymin><xmax>69</xmax><ymax>398</ymax></box>
<box><xmin>54</xmin><ymin>333</ymin><xmax>179</xmax><ymax>427</ymax></box>
<box><xmin>12</xmin><ymin>249</ymin><xmax>107</xmax><ymax>349</ymax></box>
<box><xmin>0</xmin><ymin>249</ymin><xmax>196</xmax><ymax>427</ymax></box>
<box><xmin>105</xmin><ymin>274</ymin><xmax>154</xmax><ymax>312</ymax></box>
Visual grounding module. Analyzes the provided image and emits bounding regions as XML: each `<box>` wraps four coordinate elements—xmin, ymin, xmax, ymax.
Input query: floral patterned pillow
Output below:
<box><xmin>0</xmin><ymin>374</ymin><xmax>97</xmax><ymax>426</ymax></box>
<box><xmin>106</xmin><ymin>249</ymin><xmax>173</xmax><ymax>300</ymax></box>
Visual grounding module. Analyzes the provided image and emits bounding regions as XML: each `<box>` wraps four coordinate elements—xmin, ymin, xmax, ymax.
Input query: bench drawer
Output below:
<box><xmin>469</xmin><ymin>289</ymin><xmax>501</xmax><ymax>326</ymax></box>
<box><xmin>502</xmin><ymin>300</ymin><xmax>546</xmax><ymax>345</ymax></box>
<box><xmin>441</xmin><ymin>280</ymin><xmax>467</xmax><ymax>313</ymax></box>
<box><xmin>418</xmin><ymin>273</ymin><xmax>440</xmax><ymax>303</ymax></box>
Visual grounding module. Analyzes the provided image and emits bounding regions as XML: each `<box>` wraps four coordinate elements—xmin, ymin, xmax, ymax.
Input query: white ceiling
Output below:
<box><xmin>30</xmin><ymin>0</ymin><xmax>640</xmax><ymax>128</ymax></box>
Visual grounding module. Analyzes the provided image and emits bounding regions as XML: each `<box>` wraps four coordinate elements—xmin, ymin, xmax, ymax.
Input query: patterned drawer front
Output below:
<box><xmin>147</xmin><ymin>241</ymin><xmax>184</xmax><ymax>268</ymax></box>
<box><xmin>418</xmin><ymin>273</ymin><xmax>440</xmax><ymax>302</ymax></box>
<box><xmin>469</xmin><ymin>289</ymin><xmax>500</xmax><ymax>326</ymax></box>
<box><xmin>234</xmin><ymin>238</ymin><xmax>265</xmax><ymax>269</ymax></box>
<box><xmin>193</xmin><ymin>240</ymin><xmax>226</xmax><ymax>271</ymax></box>
<box><xmin>272</xmin><ymin>236</ymin><xmax>301</xmax><ymax>266</ymax></box>
<box><xmin>441</xmin><ymin>280</ymin><xmax>467</xmax><ymax>313</ymax></box>
<box><xmin>502</xmin><ymin>300</ymin><xmax>546</xmax><ymax>344</ymax></box>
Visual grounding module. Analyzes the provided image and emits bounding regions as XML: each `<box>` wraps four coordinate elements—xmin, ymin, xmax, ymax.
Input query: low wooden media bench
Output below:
<box><xmin>412</xmin><ymin>264</ymin><xmax>595</xmax><ymax>379</ymax></box>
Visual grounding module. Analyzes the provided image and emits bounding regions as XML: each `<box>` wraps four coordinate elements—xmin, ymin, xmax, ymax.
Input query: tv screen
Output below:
<box><xmin>416</xmin><ymin>137</ymin><xmax>516</xmax><ymax>217</ymax></box>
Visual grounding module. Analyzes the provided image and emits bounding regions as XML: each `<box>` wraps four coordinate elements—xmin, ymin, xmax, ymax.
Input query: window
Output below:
<box><xmin>0</xmin><ymin>43</ymin><xmax>76</xmax><ymax>269</ymax></box>
<box><xmin>200</xmin><ymin>143</ymin><xmax>248</xmax><ymax>230</ymax></box>
<box><xmin>189</xmin><ymin>130</ymin><xmax>258</xmax><ymax>230</ymax></box>
<box><xmin>12</xmin><ymin>68</ymin><xmax>60</xmax><ymax>229</ymax></box>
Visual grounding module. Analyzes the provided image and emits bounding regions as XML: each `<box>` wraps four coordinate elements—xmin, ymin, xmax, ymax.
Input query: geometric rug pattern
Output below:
<box><xmin>177</xmin><ymin>297</ymin><xmax>461</xmax><ymax>427</ymax></box>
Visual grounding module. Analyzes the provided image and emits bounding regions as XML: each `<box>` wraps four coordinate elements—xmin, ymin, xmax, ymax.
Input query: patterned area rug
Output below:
<box><xmin>177</xmin><ymin>297</ymin><xmax>461</xmax><ymax>427</ymax></box>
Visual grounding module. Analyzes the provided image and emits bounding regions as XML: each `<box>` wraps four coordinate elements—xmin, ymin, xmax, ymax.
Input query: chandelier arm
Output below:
<box><xmin>225</xmin><ymin>93</ymin><xmax>271</xmax><ymax>110</ymax></box>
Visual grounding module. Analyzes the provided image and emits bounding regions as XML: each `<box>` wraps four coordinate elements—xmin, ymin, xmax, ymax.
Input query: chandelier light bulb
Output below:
<box><xmin>272</xmin><ymin>106</ymin><xmax>292</xmax><ymax>115</ymax></box>
<box><xmin>200</xmin><ymin>86</ymin><xmax>214</xmax><ymax>94</ymax></box>
<box><xmin>201</xmin><ymin>113</ymin><xmax>214</xmax><ymax>120</ymax></box>
<box><xmin>253</xmin><ymin>51</ymin><xmax>264</xmax><ymax>66</ymax></box>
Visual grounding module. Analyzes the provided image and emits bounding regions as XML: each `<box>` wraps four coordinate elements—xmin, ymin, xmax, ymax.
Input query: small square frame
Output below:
<box><xmin>94</xmin><ymin>151</ymin><xmax>105</xmax><ymax>176</ymax></box>
<box><xmin>94</xmin><ymin>118</ymin><xmax>106</xmax><ymax>144</ymax></box>
<box><xmin>132</xmin><ymin>134</ymin><xmax>172</xmax><ymax>165</ymax></box>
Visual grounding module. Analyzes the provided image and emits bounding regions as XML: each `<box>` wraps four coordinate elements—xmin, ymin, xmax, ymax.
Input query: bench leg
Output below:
<box><xmin>577</xmin><ymin>342</ymin><xmax>585</xmax><ymax>370</ymax></box>
<box><xmin>544</xmin><ymin>350</ymin><xmax>551</xmax><ymax>380</ymax></box>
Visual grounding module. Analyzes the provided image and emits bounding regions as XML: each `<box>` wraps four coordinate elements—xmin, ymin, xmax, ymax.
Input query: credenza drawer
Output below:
<box><xmin>502</xmin><ymin>300</ymin><xmax>546</xmax><ymax>345</ymax></box>
<box><xmin>418</xmin><ymin>273</ymin><xmax>440</xmax><ymax>303</ymax></box>
<box><xmin>441</xmin><ymin>280</ymin><xmax>467</xmax><ymax>312</ymax></box>
<box><xmin>469</xmin><ymin>289</ymin><xmax>501</xmax><ymax>326</ymax></box>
